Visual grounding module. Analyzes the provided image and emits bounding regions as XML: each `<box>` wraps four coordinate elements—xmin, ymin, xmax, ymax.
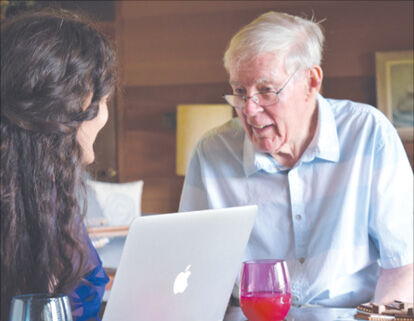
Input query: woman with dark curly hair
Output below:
<box><xmin>1</xmin><ymin>8</ymin><xmax>117</xmax><ymax>321</ymax></box>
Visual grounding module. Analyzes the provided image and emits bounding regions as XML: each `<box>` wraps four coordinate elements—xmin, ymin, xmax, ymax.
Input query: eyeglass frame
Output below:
<box><xmin>222</xmin><ymin>68</ymin><xmax>299</xmax><ymax>110</ymax></box>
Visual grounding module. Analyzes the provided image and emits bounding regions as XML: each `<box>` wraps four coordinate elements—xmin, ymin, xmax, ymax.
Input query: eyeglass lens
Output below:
<box><xmin>225</xmin><ymin>92</ymin><xmax>279</xmax><ymax>109</ymax></box>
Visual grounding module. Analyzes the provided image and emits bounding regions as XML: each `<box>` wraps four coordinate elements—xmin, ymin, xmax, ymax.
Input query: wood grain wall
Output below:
<box><xmin>113</xmin><ymin>1</ymin><xmax>413</xmax><ymax>214</ymax></box>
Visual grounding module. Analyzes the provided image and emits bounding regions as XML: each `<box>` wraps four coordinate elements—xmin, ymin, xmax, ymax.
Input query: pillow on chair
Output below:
<box><xmin>85</xmin><ymin>180</ymin><xmax>144</xmax><ymax>226</ymax></box>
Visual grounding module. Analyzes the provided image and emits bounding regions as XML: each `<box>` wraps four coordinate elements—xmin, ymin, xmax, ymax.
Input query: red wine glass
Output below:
<box><xmin>240</xmin><ymin>259</ymin><xmax>292</xmax><ymax>321</ymax></box>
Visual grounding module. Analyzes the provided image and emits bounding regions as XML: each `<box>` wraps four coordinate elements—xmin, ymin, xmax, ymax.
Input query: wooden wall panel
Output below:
<box><xmin>117</xmin><ymin>11</ymin><xmax>234</xmax><ymax>86</ymax></box>
<box><xmin>119</xmin><ymin>1</ymin><xmax>310</xmax><ymax>19</ymax></box>
<box><xmin>117</xmin><ymin>1</ymin><xmax>413</xmax><ymax>86</ymax></box>
<box><xmin>118</xmin><ymin>83</ymin><xmax>232</xmax><ymax>213</ymax></box>
<box><xmin>323</xmin><ymin>76</ymin><xmax>377</xmax><ymax>106</ymax></box>
<box><xmin>114</xmin><ymin>1</ymin><xmax>413</xmax><ymax>214</ymax></box>
<box><xmin>314</xmin><ymin>1</ymin><xmax>413</xmax><ymax>77</ymax></box>
<box><xmin>122</xmin><ymin>129</ymin><xmax>184</xmax><ymax>213</ymax></box>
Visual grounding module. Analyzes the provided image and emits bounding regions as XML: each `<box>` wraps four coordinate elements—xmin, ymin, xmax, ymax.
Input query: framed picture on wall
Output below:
<box><xmin>375</xmin><ymin>50</ymin><xmax>413</xmax><ymax>140</ymax></box>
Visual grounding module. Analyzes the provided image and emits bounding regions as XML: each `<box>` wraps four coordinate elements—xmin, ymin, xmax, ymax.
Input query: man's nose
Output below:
<box><xmin>243</xmin><ymin>95</ymin><xmax>262</xmax><ymax>116</ymax></box>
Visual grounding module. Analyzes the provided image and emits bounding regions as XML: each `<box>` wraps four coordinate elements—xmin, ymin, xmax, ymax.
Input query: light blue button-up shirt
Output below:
<box><xmin>179</xmin><ymin>95</ymin><xmax>413</xmax><ymax>307</ymax></box>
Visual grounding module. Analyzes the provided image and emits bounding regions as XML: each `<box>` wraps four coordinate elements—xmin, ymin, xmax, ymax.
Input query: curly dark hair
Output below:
<box><xmin>0</xmin><ymin>8</ymin><xmax>117</xmax><ymax>320</ymax></box>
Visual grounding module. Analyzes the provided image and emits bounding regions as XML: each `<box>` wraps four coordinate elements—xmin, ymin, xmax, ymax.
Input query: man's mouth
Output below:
<box><xmin>250</xmin><ymin>124</ymin><xmax>275</xmax><ymax>138</ymax></box>
<box><xmin>251</xmin><ymin>124</ymin><xmax>273</xmax><ymax>129</ymax></box>
<box><xmin>251</xmin><ymin>123</ymin><xmax>274</xmax><ymax>135</ymax></box>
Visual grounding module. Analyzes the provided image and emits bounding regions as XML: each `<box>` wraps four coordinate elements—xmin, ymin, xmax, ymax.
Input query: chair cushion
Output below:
<box><xmin>86</xmin><ymin>180</ymin><xmax>143</xmax><ymax>226</ymax></box>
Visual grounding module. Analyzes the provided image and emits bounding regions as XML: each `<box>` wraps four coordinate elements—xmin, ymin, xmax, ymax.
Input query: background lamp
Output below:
<box><xmin>176</xmin><ymin>104</ymin><xmax>233</xmax><ymax>176</ymax></box>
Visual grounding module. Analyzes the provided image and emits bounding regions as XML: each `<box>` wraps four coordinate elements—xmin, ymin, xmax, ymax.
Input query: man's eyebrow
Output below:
<box><xmin>256</xmin><ymin>78</ymin><xmax>273</xmax><ymax>85</ymax></box>
<box><xmin>229</xmin><ymin>78</ymin><xmax>273</xmax><ymax>87</ymax></box>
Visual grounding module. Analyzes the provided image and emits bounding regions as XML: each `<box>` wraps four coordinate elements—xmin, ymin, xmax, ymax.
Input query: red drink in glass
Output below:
<box><xmin>240</xmin><ymin>259</ymin><xmax>291</xmax><ymax>321</ymax></box>
<box><xmin>240</xmin><ymin>292</ymin><xmax>292</xmax><ymax>321</ymax></box>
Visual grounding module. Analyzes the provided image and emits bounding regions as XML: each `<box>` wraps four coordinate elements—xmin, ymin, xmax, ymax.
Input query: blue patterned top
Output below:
<box><xmin>69</xmin><ymin>232</ymin><xmax>109</xmax><ymax>321</ymax></box>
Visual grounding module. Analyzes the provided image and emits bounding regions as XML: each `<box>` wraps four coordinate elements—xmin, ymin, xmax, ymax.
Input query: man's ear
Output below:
<box><xmin>308</xmin><ymin>65</ymin><xmax>323</xmax><ymax>95</ymax></box>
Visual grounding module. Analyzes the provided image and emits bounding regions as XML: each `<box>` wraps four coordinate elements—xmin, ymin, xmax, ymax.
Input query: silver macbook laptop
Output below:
<box><xmin>102</xmin><ymin>205</ymin><xmax>257</xmax><ymax>321</ymax></box>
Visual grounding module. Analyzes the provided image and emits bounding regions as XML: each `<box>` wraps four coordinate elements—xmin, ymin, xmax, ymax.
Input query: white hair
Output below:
<box><xmin>223</xmin><ymin>11</ymin><xmax>325</xmax><ymax>74</ymax></box>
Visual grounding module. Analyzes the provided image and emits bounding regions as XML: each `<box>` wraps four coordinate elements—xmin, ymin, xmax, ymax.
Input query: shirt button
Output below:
<box><xmin>299</xmin><ymin>257</ymin><xmax>305</xmax><ymax>264</ymax></box>
<box><xmin>295</xmin><ymin>214</ymin><xmax>302</xmax><ymax>221</ymax></box>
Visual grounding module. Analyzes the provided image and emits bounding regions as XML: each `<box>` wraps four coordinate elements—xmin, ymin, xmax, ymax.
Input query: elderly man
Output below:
<box><xmin>179</xmin><ymin>11</ymin><xmax>413</xmax><ymax>311</ymax></box>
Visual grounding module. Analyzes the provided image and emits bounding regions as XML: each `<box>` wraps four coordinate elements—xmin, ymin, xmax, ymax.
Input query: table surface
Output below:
<box><xmin>225</xmin><ymin>306</ymin><xmax>357</xmax><ymax>321</ymax></box>
<box><xmin>286</xmin><ymin>307</ymin><xmax>356</xmax><ymax>321</ymax></box>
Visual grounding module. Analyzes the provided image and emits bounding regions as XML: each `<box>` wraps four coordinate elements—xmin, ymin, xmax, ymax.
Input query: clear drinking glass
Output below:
<box><xmin>8</xmin><ymin>294</ymin><xmax>73</xmax><ymax>321</ymax></box>
<box><xmin>240</xmin><ymin>259</ymin><xmax>292</xmax><ymax>321</ymax></box>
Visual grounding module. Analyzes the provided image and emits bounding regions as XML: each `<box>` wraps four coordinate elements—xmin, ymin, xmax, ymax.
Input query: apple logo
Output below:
<box><xmin>173</xmin><ymin>264</ymin><xmax>192</xmax><ymax>294</ymax></box>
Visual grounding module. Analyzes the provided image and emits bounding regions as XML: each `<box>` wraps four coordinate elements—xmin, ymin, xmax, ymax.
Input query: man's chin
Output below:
<box><xmin>253</xmin><ymin>137</ymin><xmax>284</xmax><ymax>155</ymax></box>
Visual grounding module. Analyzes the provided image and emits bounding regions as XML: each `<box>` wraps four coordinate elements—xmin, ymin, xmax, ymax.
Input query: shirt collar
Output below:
<box><xmin>242</xmin><ymin>94</ymin><xmax>340</xmax><ymax>176</ymax></box>
<box><xmin>243</xmin><ymin>137</ymin><xmax>281</xmax><ymax>176</ymax></box>
<box><xmin>306</xmin><ymin>94</ymin><xmax>340</xmax><ymax>163</ymax></box>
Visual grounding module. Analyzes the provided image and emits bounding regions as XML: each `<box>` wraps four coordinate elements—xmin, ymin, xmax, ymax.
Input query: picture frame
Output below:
<box><xmin>375</xmin><ymin>50</ymin><xmax>413</xmax><ymax>140</ymax></box>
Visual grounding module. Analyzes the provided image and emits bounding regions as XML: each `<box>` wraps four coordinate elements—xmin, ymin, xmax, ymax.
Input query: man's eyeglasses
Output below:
<box><xmin>222</xmin><ymin>69</ymin><xmax>298</xmax><ymax>110</ymax></box>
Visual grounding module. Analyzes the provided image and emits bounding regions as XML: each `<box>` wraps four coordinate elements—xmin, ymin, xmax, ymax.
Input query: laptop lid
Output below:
<box><xmin>102</xmin><ymin>205</ymin><xmax>257</xmax><ymax>321</ymax></box>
